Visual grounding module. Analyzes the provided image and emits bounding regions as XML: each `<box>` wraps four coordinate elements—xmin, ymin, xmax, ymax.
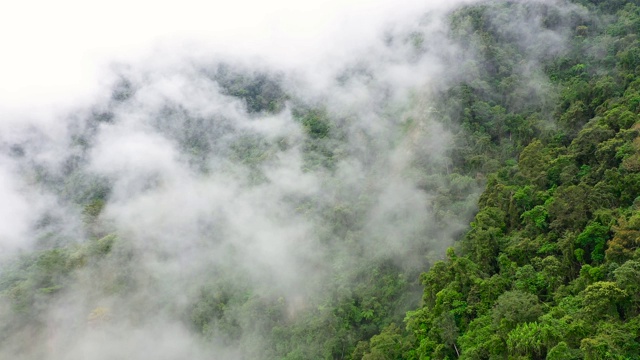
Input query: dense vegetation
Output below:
<box><xmin>357</xmin><ymin>1</ymin><xmax>640</xmax><ymax>359</ymax></box>
<box><xmin>2</xmin><ymin>0</ymin><xmax>640</xmax><ymax>359</ymax></box>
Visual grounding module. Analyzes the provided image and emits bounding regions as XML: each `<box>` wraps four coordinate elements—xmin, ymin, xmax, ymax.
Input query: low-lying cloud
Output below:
<box><xmin>0</xmin><ymin>0</ymin><xmax>586</xmax><ymax>358</ymax></box>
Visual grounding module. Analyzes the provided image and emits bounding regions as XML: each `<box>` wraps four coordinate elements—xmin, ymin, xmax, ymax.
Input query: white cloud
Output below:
<box><xmin>0</xmin><ymin>0</ymin><xmax>468</xmax><ymax>117</ymax></box>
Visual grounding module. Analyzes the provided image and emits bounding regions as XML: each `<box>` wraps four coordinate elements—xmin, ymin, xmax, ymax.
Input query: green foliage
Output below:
<box><xmin>575</xmin><ymin>222</ymin><xmax>611</xmax><ymax>264</ymax></box>
<box><xmin>298</xmin><ymin>109</ymin><xmax>331</xmax><ymax>140</ymax></box>
<box><xmin>492</xmin><ymin>290</ymin><xmax>543</xmax><ymax>335</ymax></box>
<box><xmin>522</xmin><ymin>205</ymin><xmax>549</xmax><ymax>231</ymax></box>
<box><xmin>214</xmin><ymin>65</ymin><xmax>288</xmax><ymax>113</ymax></box>
<box><xmin>0</xmin><ymin>233</ymin><xmax>119</xmax><ymax>318</ymax></box>
<box><xmin>547</xmin><ymin>341</ymin><xmax>581</xmax><ymax>360</ymax></box>
<box><xmin>506</xmin><ymin>322</ymin><xmax>546</xmax><ymax>358</ymax></box>
<box><xmin>357</xmin><ymin>323</ymin><xmax>411</xmax><ymax>360</ymax></box>
<box><xmin>580</xmin><ymin>282</ymin><xmax>628</xmax><ymax>321</ymax></box>
<box><xmin>291</xmin><ymin>107</ymin><xmax>346</xmax><ymax>171</ymax></box>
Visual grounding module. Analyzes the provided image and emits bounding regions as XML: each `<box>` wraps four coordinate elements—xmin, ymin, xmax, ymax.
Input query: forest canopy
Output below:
<box><xmin>2</xmin><ymin>0</ymin><xmax>640</xmax><ymax>359</ymax></box>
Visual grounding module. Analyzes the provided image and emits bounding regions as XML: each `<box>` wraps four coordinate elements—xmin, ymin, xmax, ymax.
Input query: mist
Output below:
<box><xmin>0</xmin><ymin>0</ymin><xmax>586</xmax><ymax>358</ymax></box>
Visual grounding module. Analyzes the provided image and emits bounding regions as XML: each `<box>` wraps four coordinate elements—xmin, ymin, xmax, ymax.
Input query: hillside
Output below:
<box><xmin>1</xmin><ymin>1</ymin><xmax>640</xmax><ymax>359</ymax></box>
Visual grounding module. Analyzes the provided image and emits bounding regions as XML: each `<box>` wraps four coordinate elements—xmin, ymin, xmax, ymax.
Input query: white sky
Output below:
<box><xmin>0</xmin><ymin>0</ymin><xmax>443</xmax><ymax>117</ymax></box>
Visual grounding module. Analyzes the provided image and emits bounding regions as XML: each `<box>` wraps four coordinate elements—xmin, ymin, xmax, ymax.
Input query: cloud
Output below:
<box><xmin>0</xmin><ymin>0</ymin><xmax>585</xmax><ymax>358</ymax></box>
<box><xmin>0</xmin><ymin>0</ymin><xmax>475</xmax><ymax>116</ymax></box>
<box><xmin>0</xmin><ymin>157</ymin><xmax>34</xmax><ymax>253</ymax></box>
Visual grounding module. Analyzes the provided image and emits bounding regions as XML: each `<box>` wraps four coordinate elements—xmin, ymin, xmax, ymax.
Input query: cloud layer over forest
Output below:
<box><xmin>0</xmin><ymin>0</ymin><xmax>588</xmax><ymax>358</ymax></box>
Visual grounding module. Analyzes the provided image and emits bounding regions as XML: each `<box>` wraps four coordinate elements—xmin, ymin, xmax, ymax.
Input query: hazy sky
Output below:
<box><xmin>0</xmin><ymin>0</ymin><xmax>445</xmax><ymax>116</ymax></box>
